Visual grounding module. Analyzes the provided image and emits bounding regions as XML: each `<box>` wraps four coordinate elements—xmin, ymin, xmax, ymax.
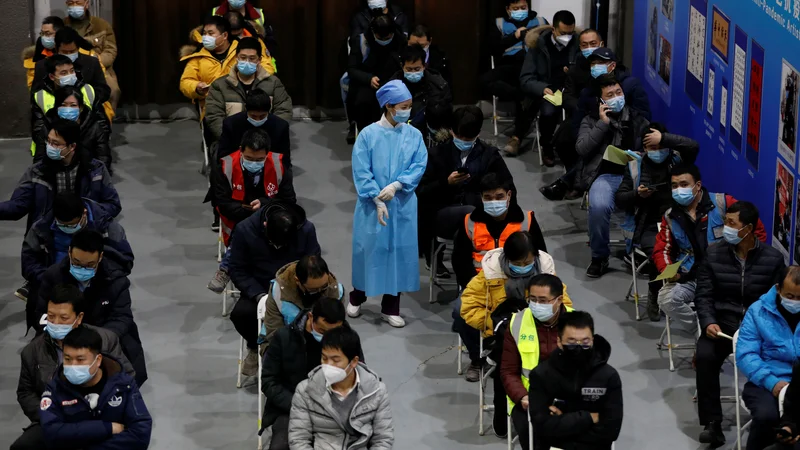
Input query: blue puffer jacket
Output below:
<box><xmin>0</xmin><ymin>151</ymin><xmax>121</xmax><ymax>230</ymax></box>
<box><xmin>39</xmin><ymin>355</ymin><xmax>152</xmax><ymax>450</ymax></box>
<box><xmin>736</xmin><ymin>286</ymin><xmax>797</xmax><ymax>392</ymax></box>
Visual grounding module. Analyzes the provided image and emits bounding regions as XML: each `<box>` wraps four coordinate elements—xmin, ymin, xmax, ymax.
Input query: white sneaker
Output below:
<box><xmin>346</xmin><ymin>302</ymin><xmax>362</xmax><ymax>318</ymax></box>
<box><xmin>381</xmin><ymin>314</ymin><xmax>405</xmax><ymax>328</ymax></box>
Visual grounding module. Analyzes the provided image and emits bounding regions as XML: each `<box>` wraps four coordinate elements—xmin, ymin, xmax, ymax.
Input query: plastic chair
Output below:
<box><xmin>625</xmin><ymin>248</ymin><xmax>650</xmax><ymax>321</ymax></box>
<box><xmin>217</xmin><ymin>225</ymin><xmax>224</xmax><ymax>263</ymax></box>
<box><xmin>456</xmin><ymin>335</ymin><xmax>465</xmax><ymax>375</ymax></box>
<box><xmin>656</xmin><ymin>313</ymin><xmax>698</xmax><ymax>372</ymax></box>
<box><xmin>222</xmin><ymin>282</ymin><xmax>239</xmax><ymax>318</ymax></box>
<box><xmin>236</xmin><ymin>335</ymin><xmax>248</xmax><ymax>389</ymax></box>
<box><xmin>428</xmin><ymin>237</ymin><xmax>458</xmax><ymax>304</ymax></box>
<box><xmin>478</xmin><ymin>336</ymin><xmax>496</xmax><ymax>436</ymax></box>
<box><xmin>506</xmin><ymin>406</ymin><xmax>533</xmax><ymax>450</ymax></box>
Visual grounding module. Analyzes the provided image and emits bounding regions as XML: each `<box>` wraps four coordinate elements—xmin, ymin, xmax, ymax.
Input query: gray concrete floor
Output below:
<box><xmin>0</xmin><ymin>121</ymin><xmax>743</xmax><ymax>449</ymax></box>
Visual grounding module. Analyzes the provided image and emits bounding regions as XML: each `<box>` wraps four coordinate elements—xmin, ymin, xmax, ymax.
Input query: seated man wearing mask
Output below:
<box><xmin>502</xmin><ymin>274</ymin><xmax>573</xmax><ymax>449</ymax></box>
<box><xmin>576</xmin><ymin>74</ymin><xmax>650</xmax><ymax>278</ymax></box>
<box><xmin>350</xmin><ymin>0</ymin><xmax>408</xmax><ymax>38</ymax></box>
<box><xmin>407</xmin><ymin>24</ymin><xmax>451</xmax><ymax>86</ymax></box>
<box><xmin>208</xmin><ymin>0</ymin><xmax>277</xmax><ymax>51</ymax></box>
<box><xmin>459</xmin><ymin>231</ymin><xmax>572</xmax><ymax>436</ymax></box>
<box><xmin>208</xmin><ymin>128</ymin><xmax>296</xmax><ymax>293</ymax></box>
<box><xmin>260</xmin><ymin>255</ymin><xmax>345</xmax><ymax>347</ymax></box>
<box><xmin>389</xmin><ymin>45</ymin><xmax>452</xmax><ymax>138</ymax></box>
<box><xmin>736</xmin><ymin>266</ymin><xmax>800</xmax><ymax>450</ymax></box>
<box><xmin>36</xmin><ymin>229</ymin><xmax>147</xmax><ymax>386</ymax></box>
<box><xmin>615</xmin><ymin>123</ymin><xmax>699</xmax><ymax>321</ymax></box>
<box><xmin>13</xmin><ymin>284</ymin><xmax>133</xmax><ymax>450</ymax></box>
<box><xmin>22</xmin><ymin>16</ymin><xmax>64</xmax><ymax>89</ymax></box>
<box><xmin>228</xmin><ymin>202</ymin><xmax>321</xmax><ymax>376</ymax></box>
<box><xmin>260</xmin><ymin>297</ymin><xmax>346</xmax><ymax>450</ymax></box>
<box><xmin>217</xmin><ymin>89</ymin><xmax>290</xmax><ymax>160</ymax></box>
<box><xmin>31</xmin><ymin>27</ymin><xmax>108</xmax><ymax>98</ymax></box>
<box><xmin>417</xmin><ymin>106</ymin><xmax>514</xmax><ymax>277</ymax></box>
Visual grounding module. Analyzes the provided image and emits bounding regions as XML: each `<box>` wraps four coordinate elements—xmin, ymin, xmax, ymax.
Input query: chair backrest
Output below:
<box><xmin>780</xmin><ymin>383</ymin><xmax>789</xmax><ymax>417</ymax></box>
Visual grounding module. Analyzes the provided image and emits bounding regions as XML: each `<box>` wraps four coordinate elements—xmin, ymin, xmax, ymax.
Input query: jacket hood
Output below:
<box><xmin>274</xmin><ymin>261</ymin><xmax>342</xmax><ymax>307</ymax></box>
<box><xmin>588</xmin><ymin>334</ymin><xmax>612</xmax><ymax>367</ymax></box>
<box><xmin>21</xmin><ymin>45</ymin><xmax>36</xmax><ymax>61</ymax></box>
<box><xmin>226</xmin><ymin>63</ymin><xmax>271</xmax><ymax>86</ymax></box>
<box><xmin>305</xmin><ymin>362</ymin><xmax>382</xmax><ymax>396</ymax></box>
<box><xmin>526</xmin><ymin>26</ymin><xmax>584</xmax><ymax>49</ymax></box>
<box><xmin>32</xmin><ymin>198</ymin><xmax>114</xmax><ymax>239</ymax></box>
<box><xmin>179</xmin><ymin>44</ymin><xmax>204</xmax><ymax>59</ymax></box>
<box><xmin>481</xmin><ymin>248</ymin><xmax>507</xmax><ymax>280</ymax></box>
<box><xmin>259</xmin><ymin>200</ymin><xmax>308</xmax><ymax>229</ymax></box>
<box><xmin>757</xmin><ymin>286</ymin><xmax>781</xmax><ymax>315</ymax></box>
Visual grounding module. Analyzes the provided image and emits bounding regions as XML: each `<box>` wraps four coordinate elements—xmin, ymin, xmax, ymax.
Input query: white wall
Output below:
<box><xmin>531</xmin><ymin>0</ymin><xmax>593</xmax><ymax>28</ymax></box>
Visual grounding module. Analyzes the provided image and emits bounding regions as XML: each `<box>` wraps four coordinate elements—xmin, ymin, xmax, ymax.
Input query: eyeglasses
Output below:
<box><xmin>527</xmin><ymin>296</ymin><xmax>559</xmax><ymax>304</ymax></box>
<box><xmin>563</xmin><ymin>339</ymin><xmax>593</xmax><ymax>347</ymax></box>
<box><xmin>237</xmin><ymin>56</ymin><xmax>260</xmax><ymax>63</ymax></box>
<box><xmin>46</xmin><ymin>140</ymin><xmax>67</xmax><ymax>149</ymax></box>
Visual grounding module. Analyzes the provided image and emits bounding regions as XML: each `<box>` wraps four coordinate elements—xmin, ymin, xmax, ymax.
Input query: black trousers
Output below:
<box><xmin>695</xmin><ymin>327</ymin><xmax>735</xmax><ymax>424</ymax></box>
<box><xmin>11</xmin><ymin>423</ymin><xmax>45</xmax><ymax>450</ymax></box>
<box><xmin>743</xmin><ymin>382</ymin><xmax>781</xmax><ymax>450</ymax></box>
<box><xmin>348</xmin><ymin>83</ymin><xmax>381</xmax><ymax>131</ymax></box>
<box><xmin>511</xmin><ymin>404</ymin><xmax>531</xmax><ymax>449</ymax></box>
<box><xmin>420</xmin><ymin>205</ymin><xmax>475</xmax><ymax>260</ymax></box>
<box><xmin>231</xmin><ymin>295</ymin><xmax>258</xmax><ymax>350</ymax></box>
<box><xmin>479</xmin><ymin>64</ymin><xmax>536</xmax><ymax>140</ymax></box>
<box><xmin>268</xmin><ymin>414</ymin><xmax>290</xmax><ymax>450</ymax></box>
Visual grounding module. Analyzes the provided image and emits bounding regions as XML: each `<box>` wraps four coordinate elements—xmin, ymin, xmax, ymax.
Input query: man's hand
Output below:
<box><xmin>548</xmin><ymin>406</ymin><xmax>563</xmax><ymax>416</ymax></box>
<box><xmin>543</xmin><ymin>88</ymin><xmax>554</xmax><ymax>97</ymax></box>
<box><xmin>514</xmin><ymin>27</ymin><xmax>527</xmax><ymax>39</ymax></box>
<box><xmin>447</xmin><ymin>171</ymin><xmax>470</xmax><ymax>185</ymax></box>
<box><xmin>195</xmin><ymin>82</ymin><xmax>209</xmax><ymax>95</ymax></box>
<box><xmin>705</xmin><ymin>324</ymin><xmax>722</xmax><ymax>339</ymax></box>
<box><xmin>370</xmin><ymin>77</ymin><xmax>381</xmax><ymax>89</ymax></box>
<box><xmin>777</xmin><ymin>426</ymin><xmax>800</xmax><ymax>444</ymax></box>
<box><xmin>667</xmin><ymin>273</ymin><xmax>681</xmax><ymax>283</ymax></box>
<box><xmin>250</xmin><ymin>199</ymin><xmax>261</xmax><ymax>210</ymax></box>
<box><xmin>599</xmin><ymin>104</ymin><xmax>611</xmax><ymax>124</ymax></box>
<box><xmin>643</xmin><ymin>128</ymin><xmax>663</xmax><ymax>148</ymax></box>
<box><xmin>590</xmin><ymin>412</ymin><xmax>600</xmax><ymax>424</ymax></box>
<box><xmin>773</xmin><ymin>381</ymin><xmax>790</xmax><ymax>398</ymax></box>
<box><xmin>375</xmin><ymin>201</ymin><xmax>389</xmax><ymax>226</ymax></box>
<box><xmin>111</xmin><ymin>422</ymin><xmax>125</xmax><ymax>434</ymax></box>
<box><xmin>637</xmin><ymin>185</ymin><xmax>654</xmax><ymax>198</ymax></box>
<box><xmin>521</xmin><ymin>396</ymin><xmax>529</xmax><ymax>410</ymax></box>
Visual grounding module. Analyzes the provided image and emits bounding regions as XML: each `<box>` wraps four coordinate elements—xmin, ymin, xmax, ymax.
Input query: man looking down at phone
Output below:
<box><xmin>736</xmin><ymin>266</ymin><xmax>800</xmax><ymax>450</ymax></box>
<box><xmin>575</xmin><ymin>74</ymin><xmax>650</xmax><ymax>278</ymax></box>
<box><xmin>615</xmin><ymin>123</ymin><xmax>699</xmax><ymax>320</ymax></box>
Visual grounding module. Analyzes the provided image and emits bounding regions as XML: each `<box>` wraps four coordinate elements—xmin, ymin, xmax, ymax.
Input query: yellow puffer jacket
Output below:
<box><xmin>460</xmin><ymin>248</ymin><xmax>573</xmax><ymax>337</ymax></box>
<box><xmin>189</xmin><ymin>25</ymin><xmax>276</xmax><ymax>72</ymax></box>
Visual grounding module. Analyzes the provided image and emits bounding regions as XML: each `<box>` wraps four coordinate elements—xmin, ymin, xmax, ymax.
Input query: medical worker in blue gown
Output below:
<box><xmin>347</xmin><ymin>80</ymin><xmax>428</xmax><ymax>328</ymax></box>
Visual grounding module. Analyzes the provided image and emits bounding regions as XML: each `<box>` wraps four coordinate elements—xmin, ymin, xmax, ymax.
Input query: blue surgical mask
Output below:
<box><xmin>590</xmin><ymin>64</ymin><xmax>609</xmax><ymax>78</ymax></box>
<box><xmin>247</xmin><ymin>115</ymin><xmax>268</xmax><ymax>127</ymax></box>
<box><xmin>310</xmin><ymin>323</ymin><xmax>323</xmax><ymax>342</ymax></box>
<box><xmin>41</xmin><ymin>36</ymin><xmax>56</xmax><ymax>50</ymax></box>
<box><xmin>672</xmin><ymin>186</ymin><xmax>697</xmax><ymax>206</ymax></box>
<box><xmin>70</xmin><ymin>264</ymin><xmax>96</xmax><ymax>283</ymax></box>
<box><xmin>59</xmin><ymin>73</ymin><xmax>78</xmax><ymax>86</ymax></box>
<box><xmin>509</xmin><ymin>262</ymin><xmax>535</xmax><ymax>275</ymax></box>
<box><xmin>58</xmin><ymin>106</ymin><xmax>80</xmax><ymax>122</ymax></box>
<box><xmin>510</xmin><ymin>10</ymin><xmax>528</xmax><ymax>22</ymax></box>
<box><xmin>46</xmin><ymin>144</ymin><xmax>64</xmax><ymax>160</ymax></box>
<box><xmin>64</xmin><ymin>52</ymin><xmax>79</xmax><ymax>63</ymax></box>
<box><xmin>581</xmin><ymin>47</ymin><xmax>598</xmax><ymax>58</ymax></box>
<box><xmin>529</xmin><ymin>301</ymin><xmax>557</xmax><ymax>322</ymax></box>
<box><xmin>606</xmin><ymin>95</ymin><xmax>626</xmax><ymax>113</ymax></box>
<box><xmin>374</xmin><ymin>36</ymin><xmax>393</xmax><ymax>46</ymax></box>
<box><xmin>46</xmin><ymin>319</ymin><xmax>77</xmax><ymax>341</ymax></box>
<box><xmin>241</xmin><ymin>158</ymin><xmax>265</xmax><ymax>173</ymax></box>
<box><xmin>202</xmin><ymin>35</ymin><xmax>218</xmax><ymax>51</ymax></box>
<box><xmin>723</xmin><ymin>225</ymin><xmax>747</xmax><ymax>245</ymax></box>
<box><xmin>404</xmin><ymin>70</ymin><xmax>424</xmax><ymax>83</ymax></box>
<box><xmin>237</xmin><ymin>60</ymin><xmax>258</xmax><ymax>76</ymax></box>
<box><xmin>647</xmin><ymin>149</ymin><xmax>670</xmax><ymax>164</ymax></box>
<box><xmin>483</xmin><ymin>199</ymin><xmax>508</xmax><ymax>218</ymax></box>
<box><xmin>453</xmin><ymin>137</ymin><xmax>476</xmax><ymax>152</ymax></box>
<box><xmin>392</xmin><ymin>108</ymin><xmax>411</xmax><ymax>123</ymax></box>
<box><xmin>57</xmin><ymin>221</ymin><xmax>83</xmax><ymax>235</ymax></box>
<box><xmin>63</xmin><ymin>355</ymin><xmax>99</xmax><ymax>386</ymax></box>
<box><xmin>67</xmin><ymin>6</ymin><xmax>86</xmax><ymax>19</ymax></box>
<box><xmin>782</xmin><ymin>296</ymin><xmax>800</xmax><ymax>314</ymax></box>
<box><xmin>229</xmin><ymin>0</ymin><xmax>247</xmax><ymax>8</ymax></box>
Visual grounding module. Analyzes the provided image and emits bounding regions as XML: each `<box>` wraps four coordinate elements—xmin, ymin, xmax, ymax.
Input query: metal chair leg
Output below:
<box><xmin>507</xmin><ymin>414</ymin><xmax>513</xmax><ymax>450</ymax></box>
<box><xmin>457</xmin><ymin>335</ymin><xmax>464</xmax><ymax>375</ymax></box>
<box><xmin>666</xmin><ymin>316</ymin><xmax>676</xmax><ymax>372</ymax></box>
<box><xmin>236</xmin><ymin>337</ymin><xmax>244</xmax><ymax>388</ymax></box>
<box><xmin>478</xmin><ymin>356</ymin><xmax>485</xmax><ymax>435</ymax></box>
<box><xmin>428</xmin><ymin>238</ymin><xmax>436</xmax><ymax>304</ymax></box>
<box><xmin>493</xmin><ymin>95</ymin><xmax>499</xmax><ymax>136</ymax></box>
<box><xmin>223</xmin><ymin>283</ymin><xmax>229</xmax><ymax>317</ymax></box>
<box><xmin>535</xmin><ymin>116</ymin><xmax>543</xmax><ymax>166</ymax></box>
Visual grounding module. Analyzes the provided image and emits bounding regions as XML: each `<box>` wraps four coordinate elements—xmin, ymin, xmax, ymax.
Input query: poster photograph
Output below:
<box><xmin>685</xmin><ymin>0</ymin><xmax>707</xmax><ymax>107</ymax></box>
<box><xmin>662</xmin><ymin>0</ymin><xmax>674</xmax><ymax>21</ymax></box>
<box><xmin>778</xmin><ymin>60</ymin><xmax>800</xmax><ymax>167</ymax></box>
<box><xmin>746</xmin><ymin>40</ymin><xmax>765</xmax><ymax>170</ymax></box>
<box><xmin>648</xmin><ymin>2</ymin><xmax>658</xmax><ymax>70</ymax></box>
<box><xmin>659</xmin><ymin>36</ymin><xmax>672</xmax><ymax>85</ymax></box>
<box><xmin>721</xmin><ymin>78</ymin><xmax>729</xmax><ymax>135</ymax></box>
<box><xmin>774</xmin><ymin>159</ymin><xmax>794</xmax><ymax>262</ymax></box>
<box><xmin>730</xmin><ymin>26</ymin><xmax>748</xmax><ymax>152</ymax></box>
<box><xmin>711</xmin><ymin>6</ymin><xmax>730</xmax><ymax>64</ymax></box>
<box><xmin>707</xmin><ymin>65</ymin><xmax>715</xmax><ymax>119</ymax></box>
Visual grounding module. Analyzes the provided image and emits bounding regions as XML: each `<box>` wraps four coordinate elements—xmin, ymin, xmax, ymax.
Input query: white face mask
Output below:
<box><xmin>322</xmin><ymin>363</ymin><xmax>352</xmax><ymax>386</ymax></box>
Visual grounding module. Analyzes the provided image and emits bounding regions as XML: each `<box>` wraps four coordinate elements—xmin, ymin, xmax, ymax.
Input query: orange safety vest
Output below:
<box><xmin>217</xmin><ymin>150</ymin><xmax>284</xmax><ymax>246</ymax></box>
<box><xmin>464</xmin><ymin>211</ymin><xmax>533</xmax><ymax>270</ymax></box>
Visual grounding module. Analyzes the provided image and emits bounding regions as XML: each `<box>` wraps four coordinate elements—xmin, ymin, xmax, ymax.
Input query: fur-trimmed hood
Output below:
<box><xmin>179</xmin><ymin>44</ymin><xmax>201</xmax><ymax>59</ymax></box>
<box><xmin>525</xmin><ymin>25</ymin><xmax>584</xmax><ymax>49</ymax></box>
<box><xmin>21</xmin><ymin>45</ymin><xmax>36</xmax><ymax>62</ymax></box>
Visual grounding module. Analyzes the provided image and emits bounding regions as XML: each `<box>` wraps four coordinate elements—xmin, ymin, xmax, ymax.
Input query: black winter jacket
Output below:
<box><xmin>615</xmin><ymin>133</ymin><xmax>700</xmax><ymax>243</ymax></box>
<box><xmin>694</xmin><ymin>241</ymin><xmax>786</xmax><ymax>333</ymax></box>
<box><xmin>563</xmin><ymin>56</ymin><xmax>591</xmax><ymax>115</ymax></box>
<box><xmin>349</xmin><ymin>4</ymin><xmax>408</xmax><ymax>38</ymax></box>
<box><xmin>39</xmin><ymin>107</ymin><xmax>112</xmax><ymax>171</ymax></box>
<box><xmin>528</xmin><ymin>335</ymin><xmax>623</xmax><ymax>450</ymax></box>
<box><xmin>35</xmin><ymin>256</ymin><xmax>148</xmax><ymax>386</ymax></box>
<box><xmin>348</xmin><ymin>32</ymin><xmax>406</xmax><ymax>88</ymax></box>
<box><xmin>31</xmin><ymin>53</ymin><xmax>110</xmax><ymax>99</ymax></box>
<box><xmin>520</xmin><ymin>29</ymin><xmax>581</xmax><ymax>97</ymax></box>
<box><xmin>426</xmin><ymin>45</ymin><xmax>452</xmax><ymax>87</ymax></box>
<box><xmin>572</xmin><ymin>69</ymin><xmax>652</xmax><ymax>131</ymax></box>
<box><xmin>390</xmin><ymin>68</ymin><xmax>452</xmax><ymax>135</ymax></box>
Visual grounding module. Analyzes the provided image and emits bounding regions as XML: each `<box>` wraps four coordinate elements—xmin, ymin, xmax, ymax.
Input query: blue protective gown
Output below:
<box><xmin>351</xmin><ymin>117</ymin><xmax>428</xmax><ymax>297</ymax></box>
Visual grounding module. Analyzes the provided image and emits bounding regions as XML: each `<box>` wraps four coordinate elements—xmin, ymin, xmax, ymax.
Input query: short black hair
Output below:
<box><xmin>479</xmin><ymin>172</ymin><xmax>512</xmax><ymax>194</ymax></box>
<box><xmin>671</xmin><ymin>164</ymin><xmax>702</xmax><ymax>183</ymax></box>
<box><xmin>779</xmin><ymin>266</ymin><xmax>800</xmax><ymax>290</ymax></box>
<box><xmin>204</xmin><ymin>15</ymin><xmax>231</xmax><ymax>37</ymax></box>
<box><xmin>311</xmin><ymin>297</ymin><xmax>346</xmax><ymax>325</ymax></box>
<box><xmin>411</xmin><ymin>24</ymin><xmax>430</xmax><ymax>39</ymax></box>
<box><xmin>50</xmin><ymin>284</ymin><xmax>86</xmax><ymax>315</ymax></box>
<box><xmin>727</xmin><ymin>201</ymin><xmax>760</xmax><ymax>229</ymax></box>
<box><xmin>43</xmin><ymin>16</ymin><xmax>65</xmax><ymax>30</ymax></box>
<box><xmin>296</xmin><ymin>255</ymin><xmax>330</xmax><ymax>283</ymax></box>
<box><xmin>266</xmin><ymin>208</ymin><xmax>300</xmax><ymax>244</ymax></box>
<box><xmin>321</xmin><ymin>325</ymin><xmax>363</xmax><ymax>361</ymax></box>
<box><xmin>427</xmin><ymin>103</ymin><xmax>453</xmax><ymax>130</ymax></box>
<box><xmin>642</xmin><ymin>122</ymin><xmax>668</xmax><ymax>141</ymax></box>
<box><xmin>69</xmin><ymin>229</ymin><xmax>104</xmax><ymax>255</ymax></box>
<box><xmin>54</xmin><ymin>85</ymin><xmax>84</xmax><ymax>110</ymax></box>
<box><xmin>553</xmin><ymin>10</ymin><xmax>576</xmax><ymax>28</ymax></box>
<box><xmin>224</xmin><ymin>10</ymin><xmax>245</xmax><ymax>31</ymax></box>
<box><xmin>452</xmin><ymin>105</ymin><xmax>483</xmax><ymax>139</ymax></box>
<box><xmin>54</xmin><ymin>192</ymin><xmax>84</xmax><ymax>223</ymax></box>
<box><xmin>401</xmin><ymin>45</ymin><xmax>427</xmax><ymax>65</ymax></box>
<box><xmin>50</xmin><ymin>118</ymin><xmax>81</xmax><ymax>146</ymax></box>
<box><xmin>503</xmin><ymin>231</ymin><xmax>540</xmax><ymax>261</ymax></box>
<box><xmin>55</xmin><ymin>27</ymin><xmax>81</xmax><ymax>50</ymax></box>
<box><xmin>46</xmin><ymin>54</ymin><xmax>73</xmax><ymax>74</ymax></box>
<box><xmin>503</xmin><ymin>0</ymin><xmax>528</xmax><ymax>7</ymax></box>
<box><xmin>246</xmin><ymin>89</ymin><xmax>272</xmax><ymax>113</ymax></box>
<box><xmin>527</xmin><ymin>273</ymin><xmax>564</xmax><ymax>297</ymax></box>
<box><xmin>596</xmin><ymin>73</ymin><xmax>621</xmax><ymax>94</ymax></box>
<box><xmin>237</xmin><ymin>37</ymin><xmax>262</xmax><ymax>57</ymax></box>
<box><xmin>63</xmin><ymin>324</ymin><xmax>103</xmax><ymax>356</ymax></box>
<box><xmin>240</xmin><ymin>128</ymin><xmax>271</xmax><ymax>152</ymax></box>
<box><xmin>579</xmin><ymin>28</ymin><xmax>603</xmax><ymax>40</ymax></box>
<box><xmin>371</xmin><ymin>14</ymin><xmax>395</xmax><ymax>38</ymax></box>
<box><xmin>557</xmin><ymin>310</ymin><xmax>595</xmax><ymax>337</ymax></box>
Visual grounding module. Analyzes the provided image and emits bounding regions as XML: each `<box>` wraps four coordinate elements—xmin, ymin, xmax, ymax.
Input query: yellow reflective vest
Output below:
<box><xmin>30</xmin><ymin>85</ymin><xmax>96</xmax><ymax>155</ymax></box>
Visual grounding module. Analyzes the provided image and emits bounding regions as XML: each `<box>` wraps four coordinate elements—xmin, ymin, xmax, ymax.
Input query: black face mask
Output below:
<box><xmin>300</xmin><ymin>291</ymin><xmax>324</xmax><ymax>308</ymax></box>
<box><xmin>370</xmin><ymin>8</ymin><xmax>383</xmax><ymax>17</ymax></box>
<box><xmin>561</xmin><ymin>344</ymin><xmax>594</xmax><ymax>367</ymax></box>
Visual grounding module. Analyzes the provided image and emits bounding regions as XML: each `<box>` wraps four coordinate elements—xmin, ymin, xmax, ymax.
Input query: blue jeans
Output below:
<box><xmin>452</xmin><ymin>297</ymin><xmax>480</xmax><ymax>363</ymax></box>
<box><xmin>588</xmin><ymin>174</ymin><xmax>623</xmax><ymax>259</ymax></box>
<box><xmin>219</xmin><ymin>248</ymin><xmax>231</xmax><ymax>272</ymax></box>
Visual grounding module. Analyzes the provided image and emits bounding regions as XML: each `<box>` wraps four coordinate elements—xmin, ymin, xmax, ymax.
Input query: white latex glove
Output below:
<box><xmin>373</xmin><ymin>198</ymin><xmax>389</xmax><ymax>226</ymax></box>
<box><xmin>377</xmin><ymin>181</ymin><xmax>403</xmax><ymax>201</ymax></box>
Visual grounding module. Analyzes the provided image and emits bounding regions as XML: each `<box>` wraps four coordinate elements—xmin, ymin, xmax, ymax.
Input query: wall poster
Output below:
<box><xmin>778</xmin><ymin>60</ymin><xmax>800</xmax><ymax>167</ymax></box>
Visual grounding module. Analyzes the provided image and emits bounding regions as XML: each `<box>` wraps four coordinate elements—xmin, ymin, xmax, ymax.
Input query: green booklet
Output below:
<box><xmin>602</xmin><ymin>145</ymin><xmax>636</xmax><ymax>165</ymax></box>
